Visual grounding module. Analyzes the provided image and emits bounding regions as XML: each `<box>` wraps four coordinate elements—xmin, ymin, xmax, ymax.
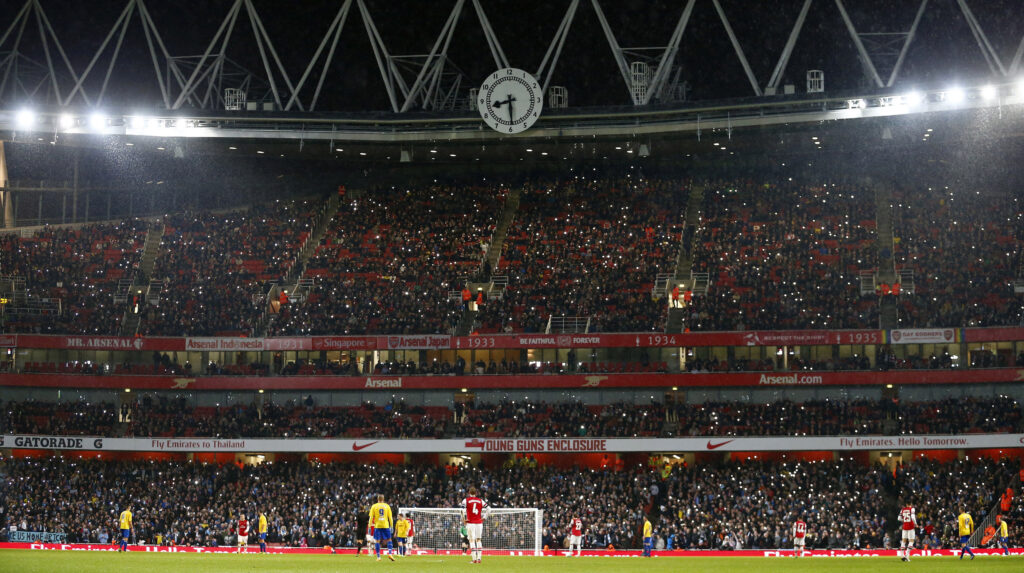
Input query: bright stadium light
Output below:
<box><xmin>979</xmin><ymin>84</ymin><xmax>996</xmax><ymax>100</ymax></box>
<box><xmin>903</xmin><ymin>91</ymin><xmax>925</xmax><ymax>106</ymax></box>
<box><xmin>59</xmin><ymin>114</ymin><xmax>75</xmax><ymax>129</ymax></box>
<box><xmin>946</xmin><ymin>87</ymin><xmax>965</xmax><ymax>104</ymax></box>
<box><xmin>15</xmin><ymin>109</ymin><xmax>35</xmax><ymax>129</ymax></box>
<box><xmin>129</xmin><ymin>116</ymin><xmax>154</xmax><ymax>129</ymax></box>
<box><xmin>89</xmin><ymin>113</ymin><xmax>106</xmax><ymax>130</ymax></box>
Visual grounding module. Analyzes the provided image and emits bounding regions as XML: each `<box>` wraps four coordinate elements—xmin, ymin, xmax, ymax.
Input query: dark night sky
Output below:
<box><xmin>1</xmin><ymin>0</ymin><xmax>1021</xmax><ymax>111</ymax></box>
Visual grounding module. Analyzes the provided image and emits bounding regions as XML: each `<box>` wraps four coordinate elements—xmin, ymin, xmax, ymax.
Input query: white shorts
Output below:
<box><xmin>901</xmin><ymin>529</ymin><xmax>916</xmax><ymax>542</ymax></box>
<box><xmin>794</xmin><ymin>537</ymin><xmax>805</xmax><ymax>548</ymax></box>
<box><xmin>466</xmin><ymin>523</ymin><xmax>483</xmax><ymax>542</ymax></box>
<box><xmin>569</xmin><ymin>535</ymin><xmax>582</xmax><ymax>546</ymax></box>
<box><xmin>238</xmin><ymin>536</ymin><xmax>248</xmax><ymax>546</ymax></box>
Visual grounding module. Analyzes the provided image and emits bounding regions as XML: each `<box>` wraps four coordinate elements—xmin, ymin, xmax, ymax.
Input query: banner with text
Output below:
<box><xmin>888</xmin><ymin>329</ymin><xmax>959</xmax><ymax>344</ymax></box>
<box><xmin>380</xmin><ymin>334</ymin><xmax>450</xmax><ymax>350</ymax></box>
<box><xmin>4</xmin><ymin>433</ymin><xmax>1022</xmax><ymax>453</ymax></box>
<box><xmin>185</xmin><ymin>337</ymin><xmax>265</xmax><ymax>351</ymax></box>
<box><xmin>8</xmin><ymin>327</ymin><xmax>1024</xmax><ymax>351</ymax></box>
<box><xmin>3</xmin><ymin>368</ymin><xmax>1024</xmax><ymax>392</ymax></box>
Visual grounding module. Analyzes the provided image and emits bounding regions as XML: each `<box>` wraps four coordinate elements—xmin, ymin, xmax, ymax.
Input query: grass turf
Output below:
<box><xmin>0</xmin><ymin>551</ymin><xmax>1021</xmax><ymax>573</ymax></box>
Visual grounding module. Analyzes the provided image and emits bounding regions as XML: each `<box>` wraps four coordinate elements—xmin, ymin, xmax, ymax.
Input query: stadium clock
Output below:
<box><xmin>477</xmin><ymin>68</ymin><xmax>543</xmax><ymax>134</ymax></box>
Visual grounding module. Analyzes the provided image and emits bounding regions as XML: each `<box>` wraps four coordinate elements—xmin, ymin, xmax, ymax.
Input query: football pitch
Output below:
<box><xmin>0</xmin><ymin>551</ymin><xmax>1021</xmax><ymax>573</ymax></box>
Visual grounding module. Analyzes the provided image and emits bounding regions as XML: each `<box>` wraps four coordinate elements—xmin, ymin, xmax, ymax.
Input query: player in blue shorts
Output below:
<box><xmin>995</xmin><ymin>515</ymin><xmax>1009</xmax><ymax>556</ymax></box>
<box><xmin>642</xmin><ymin>516</ymin><xmax>653</xmax><ymax>557</ymax></box>
<box><xmin>257</xmin><ymin>511</ymin><xmax>268</xmax><ymax>553</ymax></box>
<box><xmin>395</xmin><ymin>513</ymin><xmax>410</xmax><ymax>556</ymax></box>
<box><xmin>369</xmin><ymin>494</ymin><xmax>395</xmax><ymax>561</ymax></box>
<box><xmin>957</xmin><ymin>507</ymin><xmax>975</xmax><ymax>560</ymax></box>
<box><xmin>117</xmin><ymin>505</ymin><xmax>133</xmax><ymax>552</ymax></box>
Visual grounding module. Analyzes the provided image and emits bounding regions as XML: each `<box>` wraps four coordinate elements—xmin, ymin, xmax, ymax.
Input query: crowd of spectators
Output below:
<box><xmin>4</xmin><ymin>396</ymin><xmax>1020</xmax><ymax>439</ymax></box>
<box><xmin>142</xmin><ymin>200</ymin><xmax>320</xmax><ymax>336</ymax></box>
<box><xmin>1</xmin><ymin>397</ymin><xmax>446</xmax><ymax>439</ymax></box>
<box><xmin>892</xmin><ymin>185</ymin><xmax>1024</xmax><ymax>328</ymax></box>
<box><xmin>12</xmin><ymin>345</ymin><xmax>1023</xmax><ymax>379</ymax></box>
<box><xmin>1</xmin><ymin>177</ymin><xmax>1021</xmax><ymax>337</ymax></box>
<box><xmin>667</xmin><ymin>397</ymin><xmax>1021</xmax><ymax>437</ymax></box>
<box><xmin>659</xmin><ymin>458</ymin><xmax>888</xmax><ymax>550</ymax></box>
<box><xmin>687</xmin><ymin>180</ymin><xmax>877</xmax><ymax>331</ymax></box>
<box><xmin>657</xmin><ymin>456</ymin><xmax>1022</xmax><ymax>552</ymax></box>
<box><xmin>456</xmin><ymin>400</ymin><xmax>665</xmax><ymax>438</ymax></box>
<box><xmin>476</xmin><ymin>176</ymin><xmax>684</xmax><ymax>334</ymax></box>
<box><xmin>269</xmin><ymin>185</ymin><xmax>504</xmax><ymax>335</ymax></box>
<box><xmin>0</xmin><ymin>220</ymin><xmax>148</xmax><ymax>335</ymax></box>
<box><xmin>1</xmin><ymin>455</ymin><xmax>1020</xmax><ymax>551</ymax></box>
<box><xmin>893</xmin><ymin>457</ymin><xmax>1022</xmax><ymax>549</ymax></box>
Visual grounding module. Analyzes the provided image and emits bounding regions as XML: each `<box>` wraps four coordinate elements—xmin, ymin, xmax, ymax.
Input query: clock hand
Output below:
<box><xmin>507</xmin><ymin>94</ymin><xmax>516</xmax><ymax>124</ymax></box>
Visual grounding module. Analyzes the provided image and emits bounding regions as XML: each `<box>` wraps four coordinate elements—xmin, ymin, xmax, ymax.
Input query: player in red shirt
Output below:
<box><xmin>792</xmin><ymin>516</ymin><xmax>806</xmax><ymax>557</ymax></box>
<box><xmin>898</xmin><ymin>501</ymin><xmax>918</xmax><ymax>562</ymax></box>
<box><xmin>237</xmin><ymin>514</ymin><xmax>250</xmax><ymax>554</ymax></box>
<box><xmin>406</xmin><ymin>516</ymin><xmax>415</xmax><ymax>554</ymax></box>
<box><xmin>461</xmin><ymin>486</ymin><xmax>489</xmax><ymax>564</ymax></box>
<box><xmin>568</xmin><ymin>516</ymin><xmax>584</xmax><ymax>557</ymax></box>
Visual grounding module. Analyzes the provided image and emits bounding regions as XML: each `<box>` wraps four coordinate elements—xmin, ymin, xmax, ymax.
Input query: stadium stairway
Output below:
<box><xmin>666</xmin><ymin>184</ymin><xmax>703</xmax><ymax>334</ymax></box>
<box><xmin>454</xmin><ymin>307</ymin><xmax>477</xmax><ymax>336</ymax></box>
<box><xmin>285</xmin><ymin>192</ymin><xmax>341</xmax><ymax>285</ymax></box>
<box><xmin>874</xmin><ymin>184</ymin><xmax>899</xmax><ymax>329</ymax></box>
<box><xmin>119</xmin><ymin>223</ymin><xmax>164</xmax><ymax>336</ymax></box>
<box><xmin>453</xmin><ymin>188</ymin><xmax>520</xmax><ymax>335</ymax></box>
<box><xmin>969</xmin><ymin>469</ymin><xmax>1021</xmax><ymax>547</ymax></box>
<box><xmin>482</xmin><ymin>188</ymin><xmax>521</xmax><ymax>280</ymax></box>
<box><xmin>881</xmin><ymin>472</ymin><xmax>901</xmax><ymax>539</ymax></box>
<box><xmin>257</xmin><ymin>193</ymin><xmax>340</xmax><ymax>336</ymax></box>
<box><xmin>672</xmin><ymin>184</ymin><xmax>702</xmax><ymax>281</ymax></box>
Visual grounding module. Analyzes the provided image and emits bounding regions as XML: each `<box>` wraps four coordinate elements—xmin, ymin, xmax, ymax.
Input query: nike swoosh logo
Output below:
<box><xmin>706</xmin><ymin>439</ymin><xmax>734</xmax><ymax>450</ymax></box>
<box><xmin>352</xmin><ymin>441</ymin><xmax>378</xmax><ymax>451</ymax></box>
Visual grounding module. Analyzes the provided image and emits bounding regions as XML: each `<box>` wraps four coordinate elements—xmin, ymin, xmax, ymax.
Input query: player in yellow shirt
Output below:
<box><xmin>257</xmin><ymin>512</ymin><xmax>268</xmax><ymax>554</ymax></box>
<box><xmin>642</xmin><ymin>517</ymin><xmax>653</xmax><ymax>557</ymax></box>
<box><xmin>957</xmin><ymin>507</ymin><xmax>975</xmax><ymax>560</ymax></box>
<box><xmin>996</xmin><ymin>515</ymin><xmax>1009</xmax><ymax>556</ymax></box>
<box><xmin>369</xmin><ymin>494</ymin><xmax>395</xmax><ymax>561</ymax></box>
<box><xmin>394</xmin><ymin>513</ymin><xmax>411</xmax><ymax>557</ymax></box>
<box><xmin>117</xmin><ymin>505</ymin><xmax>133</xmax><ymax>552</ymax></box>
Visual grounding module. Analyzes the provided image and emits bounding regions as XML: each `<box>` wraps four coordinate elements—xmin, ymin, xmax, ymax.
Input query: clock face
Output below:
<box><xmin>478</xmin><ymin>68</ymin><xmax>544</xmax><ymax>134</ymax></box>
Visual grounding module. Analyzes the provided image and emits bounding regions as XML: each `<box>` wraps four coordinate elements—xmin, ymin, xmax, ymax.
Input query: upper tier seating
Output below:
<box><xmin>687</xmin><ymin>180</ymin><xmax>877</xmax><ymax>331</ymax></box>
<box><xmin>2</xmin><ymin>177</ymin><xmax>1021</xmax><ymax>336</ymax></box>
<box><xmin>0</xmin><ymin>220</ymin><xmax>147</xmax><ymax>334</ymax></box>
<box><xmin>477</xmin><ymin>177</ymin><xmax>683</xmax><ymax>333</ymax></box>
<box><xmin>270</xmin><ymin>185</ymin><xmax>504</xmax><ymax>335</ymax></box>
<box><xmin>141</xmin><ymin>200</ymin><xmax>318</xmax><ymax>336</ymax></box>
<box><xmin>892</xmin><ymin>185</ymin><xmax>1024</xmax><ymax>327</ymax></box>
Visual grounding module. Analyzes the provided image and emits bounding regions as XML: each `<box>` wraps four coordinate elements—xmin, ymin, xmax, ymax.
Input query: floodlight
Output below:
<box><xmin>946</xmin><ymin>88</ymin><xmax>965</xmax><ymax>104</ymax></box>
<box><xmin>15</xmin><ymin>109</ymin><xmax>35</xmax><ymax>129</ymax></box>
<box><xmin>979</xmin><ymin>85</ymin><xmax>996</xmax><ymax>100</ymax></box>
<box><xmin>903</xmin><ymin>91</ymin><xmax>924</xmax><ymax>106</ymax></box>
<box><xmin>129</xmin><ymin>116</ymin><xmax>154</xmax><ymax>130</ymax></box>
<box><xmin>89</xmin><ymin>113</ymin><xmax>106</xmax><ymax>130</ymax></box>
<box><xmin>59</xmin><ymin>114</ymin><xmax>74</xmax><ymax>129</ymax></box>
